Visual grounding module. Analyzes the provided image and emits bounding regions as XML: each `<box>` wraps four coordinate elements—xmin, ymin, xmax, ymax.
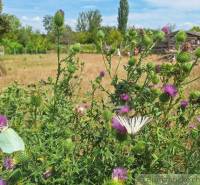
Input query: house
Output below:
<box><xmin>154</xmin><ymin>31</ymin><xmax>200</xmax><ymax>53</ymax></box>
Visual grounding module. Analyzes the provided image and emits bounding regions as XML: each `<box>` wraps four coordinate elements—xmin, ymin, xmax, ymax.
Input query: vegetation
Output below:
<box><xmin>118</xmin><ymin>0</ymin><xmax>129</xmax><ymax>33</ymax></box>
<box><xmin>0</xmin><ymin>7</ymin><xmax>200</xmax><ymax>184</ymax></box>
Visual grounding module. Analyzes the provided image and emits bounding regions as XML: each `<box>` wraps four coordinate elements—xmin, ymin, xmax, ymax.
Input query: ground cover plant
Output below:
<box><xmin>0</xmin><ymin>10</ymin><xmax>200</xmax><ymax>185</ymax></box>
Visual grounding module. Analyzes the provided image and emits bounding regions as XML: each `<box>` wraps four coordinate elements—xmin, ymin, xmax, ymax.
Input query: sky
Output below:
<box><xmin>3</xmin><ymin>0</ymin><xmax>200</xmax><ymax>32</ymax></box>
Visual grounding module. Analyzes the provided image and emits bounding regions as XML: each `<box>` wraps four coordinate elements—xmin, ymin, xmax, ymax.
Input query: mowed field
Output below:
<box><xmin>0</xmin><ymin>53</ymin><xmax>199</xmax><ymax>96</ymax></box>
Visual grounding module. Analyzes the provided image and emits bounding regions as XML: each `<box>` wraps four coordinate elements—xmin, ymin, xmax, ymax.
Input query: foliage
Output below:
<box><xmin>190</xmin><ymin>26</ymin><xmax>200</xmax><ymax>32</ymax></box>
<box><xmin>76</xmin><ymin>9</ymin><xmax>102</xmax><ymax>33</ymax></box>
<box><xmin>0</xmin><ymin>9</ymin><xmax>200</xmax><ymax>185</ymax></box>
<box><xmin>118</xmin><ymin>0</ymin><xmax>129</xmax><ymax>33</ymax></box>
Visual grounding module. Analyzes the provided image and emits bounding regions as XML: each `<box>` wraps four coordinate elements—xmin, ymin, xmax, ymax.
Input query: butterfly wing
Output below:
<box><xmin>130</xmin><ymin>116</ymin><xmax>151</xmax><ymax>135</ymax></box>
<box><xmin>116</xmin><ymin>115</ymin><xmax>132</xmax><ymax>134</ymax></box>
<box><xmin>0</xmin><ymin>128</ymin><xmax>25</xmax><ymax>154</ymax></box>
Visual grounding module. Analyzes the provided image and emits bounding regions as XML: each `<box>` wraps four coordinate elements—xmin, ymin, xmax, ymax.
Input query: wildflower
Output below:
<box><xmin>162</xmin><ymin>25</ymin><xmax>170</xmax><ymax>35</ymax></box>
<box><xmin>0</xmin><ymin>179</ymin><xmax>7</xmax><ymax>185</ymax></box>
<box><xmin>43</xmin><ymin>168</ymin><xmax>53</xmax><ymax>179</ymax></box>
<box><xmin>197</xmin><ymin>117</ymin><xmax>200</xmax><ymax>123</ymax></box>
<box><xmin>99</xmin><ymin>71</ymin><xmax>105</xmax><ymax>78</ymax></box>
<box><xmin>3</xmin><ymin>157</ymin><xmax>15</xmax><ymax>170</ymax></box>
<box><xmin>112</xmin><ymin>167</ymin><xmax>128</xmax><ymax>182</ymax></box>
<box><xmin>120</xmin><ymin>93</ymin><xmax>129</xmax><ymax>101</ymax></box>
<box><xmin>118</xmin><ymin>106</ymin><xmax>130</xmax><ymax>114</ymax></box>
<box><xmin>163</xmin><ymin>84</ymin><xmax>177</xmax><ymax>97</ymax></box>
<box><xmin>0</xmin><ymin>115</ymin><xmax>8</xmax><ymax>131</ymax></box>
<box><xmin>180</xmin><ymin>100</ymin><xmax>189</xmax><ymax>109</ymax></box>
<box><xmin>75</xmin><ymin>104</ymin><xmax>89</xmax><ymax>116</ymax></box>
<box><xmin>112</xmin><ymin>117</ymin><xmax>127</xmax><ymax>135</ymax></box>
<box><xmin>189</xmin><ymin>124</ymin><xmax>197</xmax><ymax>130</ymax></box>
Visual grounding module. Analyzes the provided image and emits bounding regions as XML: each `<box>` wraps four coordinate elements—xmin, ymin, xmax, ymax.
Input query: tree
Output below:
<box><xmin>43</xmin><ymin>15</ymin><xmax>54</xmax><ymax>33</ymax></box>
<box><xmin>118</xmin><ymin>0</ymin><xmax>129</xmax><ymax>33</ymax></box>
<box><xmin>76</xmin><ymin>10</ymin><xmax>102</xmax><ymax>32</ymax></box>
<box><xmin>0</xmin><ymin>0</ymin><xmax>3</xmax><ymax>14</ymax></box>
<box><xmin>76</xmin><ymin>12</ymin><xmax>88</xmax><ymax>32</ymax></box>
<box><xmin>190</xmin><ymin>26</ymin><xmax>200</xmax><ymax>32</ymax></box>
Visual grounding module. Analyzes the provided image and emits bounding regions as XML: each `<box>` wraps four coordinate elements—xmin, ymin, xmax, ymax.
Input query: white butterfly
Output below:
<box><xmin>115</xmin><ymin>115</ymin><xmax>151</xmax><ymax>135</ymax></box>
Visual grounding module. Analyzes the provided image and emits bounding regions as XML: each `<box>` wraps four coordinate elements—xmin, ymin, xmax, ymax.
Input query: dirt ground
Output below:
<box><xmin>0</xmin><ymin>53</ymin><xmax>199</xmax><ymax>96</ymax></box>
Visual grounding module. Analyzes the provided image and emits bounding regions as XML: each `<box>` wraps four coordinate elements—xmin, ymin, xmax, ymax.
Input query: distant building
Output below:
<box><xmin>154</xmin><ymin>31</ymin><xmax>200</xmax><ymax>53</ymax></box>
<box><xmin>0</xmin><ymin>46</ymin><xmax>4</xmax><ymax>56</ymax></box>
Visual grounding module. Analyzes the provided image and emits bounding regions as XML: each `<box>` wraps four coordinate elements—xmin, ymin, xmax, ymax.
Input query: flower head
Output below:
<box><xmin>112</xmin><ymin>118</ymin><xmax>127</xmax><ymax>135</ymax></box>
<box><xmin>43</xmin><ymin>168</ymin><xmax>53</xmax><ymax>179</ymax></box>
<box><xmin>197</xmin><ymin>117</ymin><xmax>200</xmax><ymax>123</ymax></box>
<box><xmin>118</xmin><ymin>106</ymin><xmax>130</xmax><ymax>114</ymax></box>
<box><xmin>99</xmin><ymin>71</ymin><xmax>105</xmax><ymax>78</ymax></box>
<box><xmin>75</xmin><ymin>104</ymin><xmax>89</xmax><ymax>116</ymax></box>
<box><xmin>189</xmin><ymin>124</ymin><xmax>197</xmax><ymax>130</ymax></box>
<box><xmin>120</xmin><ymin>93</ymin><xmax>130</xmax><ymax>101</ymax></box>
<box><xmin>3</xmin><ymin>157</ymin><xmax>15</xmax><ymax>170</ymax></box>
<box><xmin>162</xmin><ymin>25</ymin><xmax>170</xmax><ymax>35</ymax></box>
<box><xmin>112</xmin><ymin>167</ymin><xmax>128</xmax><ymax>181</ymax></box>
<box><xmin>180</xmin><ymin>100</ymin><xmax>189</xmax><ymax>109</ymax></box>
<box><xmin>163</xmin><ymin>84</ymin><xmax>177</xmax><ymax>97</ymax></box>
<box><xmin>0</xmin><ymin>179</ymin><xmax>7</xmax><ymax>185</ymax></box>
<box><xmin>0</xmin><ymin>115</ymin><xmax>8</xmax><ymax>131</ymax></box>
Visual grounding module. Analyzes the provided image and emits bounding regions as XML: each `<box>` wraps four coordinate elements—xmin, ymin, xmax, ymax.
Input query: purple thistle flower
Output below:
<box><xmin>118</xmin><ymin>106</ymin><xmax>130</xmax><ymax>114</ymax></box>
<box><xmin>99</xmin><ymin>71</ymin><xmax>105</xmax><ymax>78</ymax></box>
<box><xmin>120</xmin><ymin>93</ymin><xmax>130</xmax><ymax>101</ymax></box>
<box><xmin>3</xmin><ymin>157</ymin><xmax>15</xmax><ymax>170</ymax></box>
<box><xmin>0</xmin><ymin>115</ymin><xmax>8</xmax><ymax>131</ymax></box>
<box><xmin>0</xmin><ymin>179</ymin><xmax>7</xmax><ymax>185</ymax></box>
<box><xmin>163</xmin><ymin>84</ymin><xmax>177</xmax><ymax>97</ymax></box>
<box><xmin>162</xmin><ymin>25</ymin><xmax>170</xmax><ymax>35</ymax></box>
<box><xmin>189</xmin><ymin>124</ymin><xmax>197</xmax><ymax>130</ymax></box>
<box><xmin>180</xmin><ymin>100</ymin><xmax>189</xmax><ymax>109</ymax></box>
<box><xmin>112</xmin><ymin>117</ymin><xmax>127</xmax><ymax>135</ymax></box>
<box><xmin>197</xmin><ymin>116</ymin><xmax>200</xmax><ymax>123</ymax></box>
<box><xmin>112</xmin><ymin>167</ymin><xmax>128</xmax><ymax>181</ymax></box>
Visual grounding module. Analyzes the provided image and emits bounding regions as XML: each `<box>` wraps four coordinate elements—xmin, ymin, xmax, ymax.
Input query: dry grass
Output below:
<box><xmin>0</xmin><ymin>53</ymin><xmax>199</xmax><ymax>96</ymax></box>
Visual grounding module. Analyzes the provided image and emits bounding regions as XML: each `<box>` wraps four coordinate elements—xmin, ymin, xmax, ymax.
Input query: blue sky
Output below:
<box><xmin>3</xmin><ymin>0</ymin><xmax>200</xmax><ymax>32</ymax></box>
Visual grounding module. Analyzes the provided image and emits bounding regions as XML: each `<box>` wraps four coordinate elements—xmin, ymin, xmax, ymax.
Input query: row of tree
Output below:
<box><xmin>0</xmin><ymin>0</ymin><xmax>50</xmax><ymax>54</ymax></box>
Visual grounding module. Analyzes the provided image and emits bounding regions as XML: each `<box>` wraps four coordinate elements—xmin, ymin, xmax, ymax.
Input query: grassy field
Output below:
<box><xmin>0</xmin><ymin>53</ymin><xmax>199</xmax><ymax>95</ymax></box>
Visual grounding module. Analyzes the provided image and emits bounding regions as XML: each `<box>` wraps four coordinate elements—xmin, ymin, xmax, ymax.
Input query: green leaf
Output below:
<box><xmin>0</xmin><ymin>128</ymin><xmax>25</xmax><ymax>154</ymax></box>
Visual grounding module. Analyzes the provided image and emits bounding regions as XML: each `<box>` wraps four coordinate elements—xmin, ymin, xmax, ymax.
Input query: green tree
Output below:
<box><xmin>43</xmin><ymin>15</ymin><xmax>54</xmax><ymax>33</ymax></box>
<box><xmin>0</xmin><ymin>0</ymin><xmax>3</xmax><ymax>14</ymax></box>
<box><xmin>118</xmin><ymin>0</ymin><xmax>129</xmax><ymax>33</ymax></box>
<box><xmin>76</xmin><ymin>10</ymin><xmax>102</xmax><ymax>32</ymax></box>
<box><xmin>76</xmin><ymin>12</ymin><xmax>88</xmax><ymax>32</ymax></box>
<box><xmin>190</xmin><ymin>26</ymin><xmax>200</xmax><ymax>32</ymax></box>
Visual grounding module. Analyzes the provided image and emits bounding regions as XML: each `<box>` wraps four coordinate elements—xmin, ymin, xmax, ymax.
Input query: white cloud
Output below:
<box><xmin>32</xmin><ymin>16</ymin><xmax>41</xmax><ymax>22</ymax></box>
<box><xmin>145</xmin><ymin>0</ymin><xmax>200</xmax><ymax>10</ymax></box>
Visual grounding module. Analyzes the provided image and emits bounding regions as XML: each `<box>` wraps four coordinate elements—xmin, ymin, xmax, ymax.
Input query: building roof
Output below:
<box><xmin>169</xmin><ymin>31</ymin><xmax>200</xmax><ymax>37</ymax></box>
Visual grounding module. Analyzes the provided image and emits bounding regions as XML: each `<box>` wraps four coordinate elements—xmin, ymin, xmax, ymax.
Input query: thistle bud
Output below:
<box><xmin>155</xmin><ymin>31</ymin><xmax>165</xmax><ymax>41</ymax></box>
<box><xmin>143</xmin><ymin>35</ymin><xmax>153</xmax><ymax>47</ymax></box>
<box><xmin>195</xmin><ymin>47</ymin><xmax>200</xmax><ymax>58</ymax></box>
<box><xmin>128</xmin><ymin>57</ymin><xmax>136</xmax><ymax>66</ymax></box>
<box><xmin>54</xmin><ymin>10</ymin><xmax>64</xmax><ymax>27</ymax></box>
<box><xmin>176</xmin><ymin>31</ymin><xmax>187</xmax><ymax>43</ymax></box>
<box><xmin>97</xmin><ymin>30</ymin><xmax>105</xmax><ymax>40</ymax></box>
<box><xmin>176</xmin><ymin>52</ymin><xmax>191</xmax><ymax>63</ymax></box>
<box><xmin>189</xmin><ymin>91</ymin><xmax>200</xmax><ymax>104</ymax></box>
<box><xmin>182</xmin><ymin>63</ymin><xmax>192</xmax><ymax>73</ymax></box>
